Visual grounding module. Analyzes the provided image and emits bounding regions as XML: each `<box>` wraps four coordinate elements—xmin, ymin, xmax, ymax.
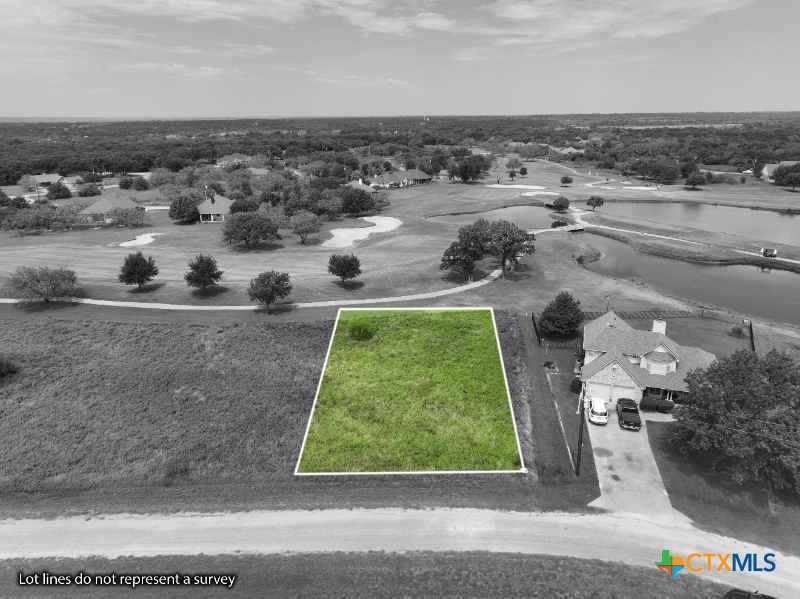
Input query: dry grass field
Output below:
<box><xmin>0</xmin><ymin>310</ymin><xmax>601</xmax><ymax>516</ymax></box>
<box><xmin>0</xmin><ymin>317</ymin><xmax>330</xmax><ymax>491</ymax></box>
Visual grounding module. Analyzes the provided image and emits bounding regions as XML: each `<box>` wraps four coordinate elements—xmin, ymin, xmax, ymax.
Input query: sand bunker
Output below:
<box><xmin>119</xmin><ymin>233</ymin><xmax>164</xmax><ymax>247</ymax></box>
<box><xmin>522</xmin><ymin>191</ymin><xmax>559</xmax><ymax>196</ymax></box>
<box><xmin>486</xmin><ymin>184</ymin><xmax>546</xmax><ymax>190</ymax></box>
<box><xmin>623</xmin><ymin>186</ymin><xmax>658</xmax><ymax>191</ymax></box>
<box><xmin>323</xmin><ymin>216</ymin><xmax>402</xmax><ymax>248</ymax></box>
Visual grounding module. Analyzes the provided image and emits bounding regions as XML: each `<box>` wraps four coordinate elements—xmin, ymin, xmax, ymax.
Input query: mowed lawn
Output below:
<box><xmin>297</xmin><ymin>309</ymin><xmax>523</xmax><ymax>473</ymax></box>
<box><xmin>0</xmin><ymin>317</ymin><xmax>330</xmax><ymax>492</ymax></box>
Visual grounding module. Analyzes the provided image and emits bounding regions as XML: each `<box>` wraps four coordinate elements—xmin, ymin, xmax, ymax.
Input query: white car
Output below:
<box><xmin>587</xmin><ymin>397</ymin><xmax>609</xmax><ymax>425</ymax></box>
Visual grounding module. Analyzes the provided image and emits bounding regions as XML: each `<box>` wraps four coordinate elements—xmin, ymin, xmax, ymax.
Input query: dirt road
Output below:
<box><xmin>2</xmin><ymin>508</ymin><xmax>797</xmax><ymax>597</ymax></box>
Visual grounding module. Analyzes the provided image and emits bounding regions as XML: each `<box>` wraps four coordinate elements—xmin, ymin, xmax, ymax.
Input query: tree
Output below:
<box><xmin>586</xmin><ymin>195</ymin><xmax>605</xmax><ymax>211</ymax></box>
<box><xmin>290</xmin><ymin>209</ymin><xmax>321</xmax><ymax>244</ymax></box>
<box><xmin>772</xmin><ymin>163</ymin><xmax>800</xmax><ymax>187</ymax></box>
<box><xmin>685</xmin><ymin>171</ymin><xmax>706</xmax><ymax>190</ymax></box>
<box><xmin>77</xmin><ymin>183</ymin><xmax>101</xmax><ymax>197</ymax></box>
<box><xmin>230</xmin><ymin>198</ymin><xmax>260</xmax><ymax>213</ymax></box>
<box><xmin>248</xmin><ymin>271</ymin><xmax>292</xmax><ymax>311</ymax></box>
<box><xmin>6</xmin><ymin>266</ymin><xmax>78</xmax><ymax>302</ymax></box>
<box><xmin>456</xmin><ymin>155</ymin><xmax>491</xmax><ymax>182</ymax></box>
<box><xmin>506</xmin><ymin>157</ymin><xmax>522</xmax><ymax>170</ymax></box>
<box><xmin>168</xmin><ymin>195</ymin><xmax>200</xmax><ymax>224</ymax></box>
<box><xmin>222</xmin><ymin>212</ymin><xmax>279</xmax><ymax>248</ymax></box>
<box><xmin>674</xmin><ymin>350</ymin><xmax>800</xmax><ymax>494</ymax></box>
<box><xmin>46</xmin><ymin>181</ymin><xmax>71</xmax><ymax>200</ymax></box>
<box><xmin>316</xmin><ymin>190</ymin><xmax>343</xmax><ymax>220</ymax></box>
<box><xmin>507</xmin><ymin>169</ymin><xmax>517</xmax><ymax>181</ymax></box>
<box><xmin>328</xmin><ymin>254</ymin><xmax>362</xmax><ymax>283</ymax></box>
<box><xmin>486</xmin><ymin>220</ymin><xmax>535</xmax><ymax>272</ymax></box>
<box><xmin>784</xmin><ymin>172</ymin><xmax>800</xmax><ymax>192</ymax></box>
<box><xmin>185</xmin><ymin>254</ymin><xmax>223</xmax><ymax>290</ymax></box>
<box><xmin>132</xmin><ymin>176</ymin><xmax>150</xmax><ymax>191</ymax></box>
<box><xmin>440</xmin><ymin>240</ymin><xmax>479</xmax><ymax>281</ymax></box>
<box><xmin>340</xmin><ymin>188</ymin><xmax>376</xmax><ymax>215</ymax></box>
<box><xmin>560</xmin><ymin>175</ymin><xmax>573</xmax><ymax>186</ymax></box>
<box><xmin>538</xmin><ymin>291</ymin><xmax>584</xmax><ymax>338</ymax></box>
<box><xmin>119</xmin><ymin>176</ymin><xmax>134</xmax><ymax>189</ymax></box>
<box><xmin>552</xmin><ymin>195</ymin><xmax>570</xmax><ymax>212</ymax></box>
<box><xmin>118</xmin><ymin>252</ymin><xmax>158</xmax><ymax>289</ymax></box>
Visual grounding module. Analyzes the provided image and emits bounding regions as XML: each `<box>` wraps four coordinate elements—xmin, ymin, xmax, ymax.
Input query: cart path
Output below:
<box><xmin>0</xmin><ymin>269</ymin><xmax>501</xmax><ymax>311</ymax></box>
<box><xmin>1</xmin><ymin>508</ymin><xmax>796</xmax><ymax>597</ymax></box>
<box><xmin>570</xmin><ymin>210</ymin><xmax>800</xmax><ymax>267</ymax></box>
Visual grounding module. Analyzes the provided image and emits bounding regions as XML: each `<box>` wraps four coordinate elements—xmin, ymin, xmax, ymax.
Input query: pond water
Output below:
<box><xmin>429</xmin><ymin>205</ymin><xmax>554</xmax><ymax>229</ymax></box>
<box><xmin>589</xmin><ymin>201</ymin><xmax>799</xmax><ymax>245</ymax></box>
<box><xmin>582</xmin><ymin>235</ymin><xmax>800</xmax><ymax>326</ymax></box>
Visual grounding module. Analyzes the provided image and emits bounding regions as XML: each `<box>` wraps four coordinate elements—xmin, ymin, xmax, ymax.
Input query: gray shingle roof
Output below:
<box><xmin>580</xmin><ymin>311</ymin><xmax>716</xmax><ymax>392</ymax></box>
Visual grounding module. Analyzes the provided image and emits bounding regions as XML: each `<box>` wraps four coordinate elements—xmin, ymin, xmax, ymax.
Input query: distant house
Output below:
<box><xmin>61</xmin><ymin>176</ymin><xmax>82</xmax><ymax>192</ymax></box>
<box><xmin>370</xmin><ymin>169</ymin><xmax>432</xmax><ymax>189</ymax></box>
<box><xmin>579</xmin><ymin>311</ymin><xmax>716</xmax><ymax>406</ymax></box>
<box><xmin>32</xmin><ymin>173</ymin><xmax>63</xmax><ymax>188</ymax></box>
<box><xmin>198</xmin><ymin>195</ymin><xmax>233</xmax><ymax>223</ymax></box>
<box><xmin>79</xmin><ymin>195</ymin><xmax>144</xmax><ymax>224</ymax></box>
<box><xmin>101</xmin><ymin>177</ymin><xmax>121</xmax><ymax>188</ymax></box>
<box><xmin>346</xmin><ymin>179</ymin><xmax>378</xmax><ymax>195</ymax></box>
<box><xmin>762</xmin><ymin>161</ymin><xmax>800</xmax><ymax>182</ymax></box>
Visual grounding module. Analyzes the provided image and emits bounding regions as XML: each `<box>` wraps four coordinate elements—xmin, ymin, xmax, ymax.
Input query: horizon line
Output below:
<box><xmin>2</xmin><ymin>110</ymin><xmax>800</xmax><ymax>123</ymax></box>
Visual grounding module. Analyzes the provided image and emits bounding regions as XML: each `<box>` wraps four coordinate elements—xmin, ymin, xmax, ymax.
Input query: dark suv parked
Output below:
<box><xmin>616</xmin><ymin>398</ymin><xmax>642</xmax><ymax>431</ymax></box>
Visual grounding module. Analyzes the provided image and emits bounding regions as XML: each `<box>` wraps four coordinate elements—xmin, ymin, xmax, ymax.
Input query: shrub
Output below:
<box><xmin>348</xmin><ymin>319</ymin><xmax>376</xmax><ymax>341</ymax></box>
<box><xmin>569</xmin><ymin>377</ymin><xmax>582</xmax><ymax>393</ymax></box>
<box><xmin>46</xmin><ymin>181</ymin><xmax>71</xmax><ymax>200</ymax></box>
<box><xmin>656</xmin><ymin>399</ymin><xmax>675</xmax><ymax>413</ymax></box>
<box><xmin>729</xmin><ymin>325</ymin><xmax>745</xmax><ymax>338</ymax></box>
<box><xmin>640</xmin><ymin>396</ymin><xmax>659</xmax><ymax>411</ymax></box>
<box><xmin>551</xmin><ymin>220</ymin><xmax>568</xmax><ymax>228</ymax></box>
<box><xmin>6</xmin><ymin>266</ymin><xmax>78</xmax><ymax>302</ymax></box>
<box><xmin>131</xmin><ymin>176</ymin><xmax>150</xmax><ymax>191</ymax></box>
<box><xmin>0</xmin><ymin>357</ymin><xmax>19</xmax><ymax>379</ymax></box>
<box><xmin>119</xmin><ymin>176</ymin><xmax>134</xmax><ymax>190</ymax></box>
<box><xmin>560</xmin><ymin>175</ymin><xmax>573</xmax><ymax>186</ymax></box>
<box><xmin>77</xmin><ymin>183</ymin><xmax>102</xmax><ymax>197</ymax></box>
<box><xmin>551</xmin><ymin>196</ymin><xmax>570</xmax><ymax>212</ymax></box>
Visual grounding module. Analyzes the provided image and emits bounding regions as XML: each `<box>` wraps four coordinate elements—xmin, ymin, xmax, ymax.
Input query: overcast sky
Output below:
<box><xmin>1</xmin><ymin>0</ymin><xmax>797</xmax><ymax>118</ymax></box>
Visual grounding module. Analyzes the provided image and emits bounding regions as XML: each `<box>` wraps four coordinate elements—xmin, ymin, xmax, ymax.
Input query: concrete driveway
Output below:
<box><xmin>587</xmin><ymin>409</ymin><xmax>691</xmax><ymax>524</ymax></box>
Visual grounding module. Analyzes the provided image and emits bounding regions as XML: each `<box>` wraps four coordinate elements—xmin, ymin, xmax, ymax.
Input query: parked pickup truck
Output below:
<box><xmin>616</xmin><ymin>398</ymin><xmax>642</xmax><ymax>431</ymax></box>
<box><xmin>760</xmin><ymin>247</ymin><xmax>778</xmax><ymax>258</ymax></box>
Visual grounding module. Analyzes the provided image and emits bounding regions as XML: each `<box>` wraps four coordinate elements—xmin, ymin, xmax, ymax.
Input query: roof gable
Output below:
<box><xmin>198</xmin><ymin>195</ymin><xmax>233</xmax><ymax>214</ymax></box>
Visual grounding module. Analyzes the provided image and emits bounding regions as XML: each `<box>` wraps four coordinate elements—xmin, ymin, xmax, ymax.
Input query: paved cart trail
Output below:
<box><xmin>1</xmin><ymin>508</ymin><xmax>797</xmax><ymax>597</ymax></box>
<box><xmin>0</xmin><ymin>269</ymin><xmax>501</xmax><ymax>311</ymax></box>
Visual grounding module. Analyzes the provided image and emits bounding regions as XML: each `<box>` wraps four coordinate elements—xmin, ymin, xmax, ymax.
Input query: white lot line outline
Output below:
<box><xmin>294</xmin><ymin>307</ymin><xmax>527</xmax><ymax>476</ymax></box>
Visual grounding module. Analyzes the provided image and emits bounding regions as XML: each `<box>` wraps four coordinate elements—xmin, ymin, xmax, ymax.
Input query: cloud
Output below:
<box><xmin>415</xmin><ymin>11</ymin><xmax>455</xmax><ymax>31</ymax></box>
<box><xmin>219</xmin><ymin>43</ymin><xmax>275</xmax><ymax>57</ymax></box>
<box><xmin>485</xmin><ymin>0</ymin><xmax>756</xmax><ymax>45</ymax></box>
<box><xmin>117</xmin><ymin>62</ymin><xmax>224</xmax><ymax>77</ymax></box>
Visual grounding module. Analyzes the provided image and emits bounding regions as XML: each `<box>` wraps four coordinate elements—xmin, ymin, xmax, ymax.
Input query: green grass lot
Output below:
<box><xmin>649</xmin><ymin>421</ymin><xmax>800</xmax><ymax>556</ymax></box>
<box><xmin>298</xmin><ymin>309</ymin><xmax>522</xmax><ymax>473</ymax></box>
<box><xmin>0</xmin><ymin>552</ymin><xmax>728</xmax><ymax>598</ymax></box>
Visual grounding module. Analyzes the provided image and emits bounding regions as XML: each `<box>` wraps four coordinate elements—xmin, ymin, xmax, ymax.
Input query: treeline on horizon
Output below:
<box><xmin>1</xmin><ymin>113</ymin><xmax>800</xmax><ymax>185</ymax></box>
